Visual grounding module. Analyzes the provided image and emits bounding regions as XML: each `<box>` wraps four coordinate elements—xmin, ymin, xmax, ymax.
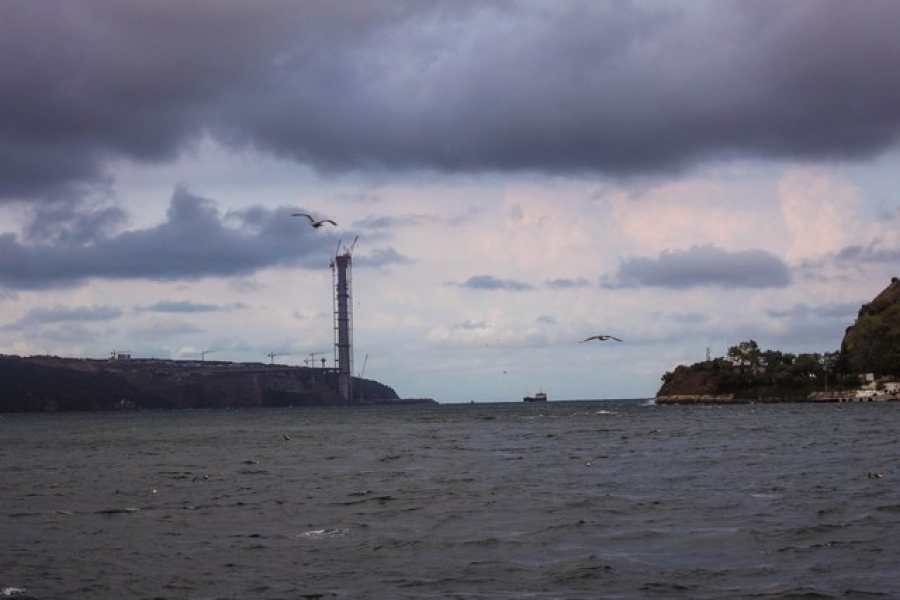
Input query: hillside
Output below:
<box><xmin>657</xmin><ymin>277</ymin><xmax>900</xmax><ymax>401</ymax></box>
<box><xmin>840</xmin><ymin>277</ymin><xmax>900</xmax><ymax>376</ymax></box>
<box><xmin>0</xmin><ymin>355</ymin><xmax>417</xmax><ymax>412</ymax></box>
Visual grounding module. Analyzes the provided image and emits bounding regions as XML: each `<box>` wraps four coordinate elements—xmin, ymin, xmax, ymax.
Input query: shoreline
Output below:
<box><xmin>655</xmin><ymin>393</ymin><xmax>900</xmax><ymax>405</ymax></box>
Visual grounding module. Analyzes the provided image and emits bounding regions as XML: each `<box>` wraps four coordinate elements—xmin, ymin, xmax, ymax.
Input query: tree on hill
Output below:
<box><xmin>659</xmin><ymin>341</ymin><xmax>842</xmax><ymax>398</ymax></box>
<box><xmin>726</xmin><ymin>339</ymin><xmax>761</xmax><ymax>375</ymax></box>
<box><xmin>659</xmin><ymin>278</ymin><xmax>900</xmax><ymax>398</ymax></box>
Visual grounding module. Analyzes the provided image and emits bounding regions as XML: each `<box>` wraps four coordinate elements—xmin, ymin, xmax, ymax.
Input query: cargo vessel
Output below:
<box><xmin>523</xmin><ymin>391</ymin><xmax>548</xmax><ymax>403</ymax></box>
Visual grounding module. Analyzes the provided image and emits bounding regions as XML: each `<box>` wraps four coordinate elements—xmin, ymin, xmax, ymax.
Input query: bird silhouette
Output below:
<box><xmin>292</xmin><ymin>213</ymin><xmax>337</xmax><ymax>228</ymax></box>
<box><xmin>579</xmin><ymin>334</ymin><xmax>623</xmax><ymax>343</ymax></box>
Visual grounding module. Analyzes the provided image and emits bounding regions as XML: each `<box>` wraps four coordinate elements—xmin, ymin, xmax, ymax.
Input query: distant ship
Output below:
<box><xmin>523</xmin><ymin>391</ymin><xmax>548</xmax><ymax>403</ymax></box>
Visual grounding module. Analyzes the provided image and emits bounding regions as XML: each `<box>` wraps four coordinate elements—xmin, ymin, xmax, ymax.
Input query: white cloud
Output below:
<box><xmin>778</xmin><ymin>167</ymin><xmax>866</xmax><ymax>261</ymax></box>
<box><xmin>602</xmin><ymin>170</ymin><xmax>786</xmax><ymax>255</ymax></box>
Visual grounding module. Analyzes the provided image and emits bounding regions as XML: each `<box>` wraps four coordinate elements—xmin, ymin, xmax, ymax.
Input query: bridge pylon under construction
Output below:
<box><xmin>331</xmin><ymin>238</ymin><xmax>356</xmax><ymax>401</ymax></box>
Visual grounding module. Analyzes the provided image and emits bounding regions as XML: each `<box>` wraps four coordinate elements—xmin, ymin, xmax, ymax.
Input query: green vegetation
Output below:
<box><xmin>659</xmin><ymin>341</ymin><xmax>848</xmax><ymax>400</ymax></box>
<box><xmin>658</xmin><ymin>277</ymin><xmax>900</xmax><ymax>399</ymax></box>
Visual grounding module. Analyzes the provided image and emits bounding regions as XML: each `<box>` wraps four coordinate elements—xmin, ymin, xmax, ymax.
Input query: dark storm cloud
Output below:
<box><xmin>458</xmin><ymin>275</ymin><xmax>535</xmax><ymax>291</ymax></box>
<box><xmin>0</xmin><ymin>187</ymin><xmax>341</xmax><ymax>290</ymax></box>
<box><xmin>604</xmin><ymin>245</ymin><xmax>791</xmax><ymax>289</ymax></box>
<box><xmin>0</xmin><ymin>1</ymin><xmax>306</xmax><ymax>199</ymax></box>
<box><xmin>2</xmin><ymin>1</ymin><xmax>900</xmax><ymax>201</ymax></box>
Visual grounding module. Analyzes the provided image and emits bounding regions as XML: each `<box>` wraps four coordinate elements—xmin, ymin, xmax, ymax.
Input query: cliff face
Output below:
<box><xmin>840</xmin><ymin>277</ymin><xmax>900</xmax><ymax>376</ymax></box>
<box><xmin>656</xmin><ymin>364</ymin><xmax>722</xmax><ymax>397</ymax></box>
<box><xmin>0</xmin><ymin>355</ymin><xmax>404</xmax><ymax>412</ymax></box>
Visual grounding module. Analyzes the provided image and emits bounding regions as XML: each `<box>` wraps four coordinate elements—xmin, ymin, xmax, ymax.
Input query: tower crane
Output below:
<box><xmin>305</xmin><ymin>351</ymin><xmax>325</xmax><ymax>367</ymax></box>
<box><xmin>267</xmin><ymin>351</ymin><xmax>289</xmax><ymax>365</ymax></box>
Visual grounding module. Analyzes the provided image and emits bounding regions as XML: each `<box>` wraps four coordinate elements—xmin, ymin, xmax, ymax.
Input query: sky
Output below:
<box><xmin>2</xmin><ymin>1</ymin><xmax>900</xmax><ymax>402</ymax></box>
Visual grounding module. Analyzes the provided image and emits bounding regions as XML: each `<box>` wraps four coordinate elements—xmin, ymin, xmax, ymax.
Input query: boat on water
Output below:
<box><xmin>523</xmin><ymin>391</ymin><xmax>548</xmax><ymax>403</ymax></box>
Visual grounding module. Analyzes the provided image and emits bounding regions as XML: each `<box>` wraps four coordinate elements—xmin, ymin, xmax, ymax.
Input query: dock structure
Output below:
<box><xmin>331</xmin><ymin>241</ymin><xmax>355</xmax><ymax>402</ymax></box>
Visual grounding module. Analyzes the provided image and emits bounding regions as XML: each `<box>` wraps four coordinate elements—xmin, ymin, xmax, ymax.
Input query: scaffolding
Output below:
<box><xmin>331</xmin><ymin>239</ymin><xmax>355</xmax><ymax>401</ymax></box>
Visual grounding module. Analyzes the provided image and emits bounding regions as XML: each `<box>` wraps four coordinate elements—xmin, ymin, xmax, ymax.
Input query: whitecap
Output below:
<box><xmin>295</xmin><ymin>528</ymin><xmax>350</xmax><ymax>540</ymax></box>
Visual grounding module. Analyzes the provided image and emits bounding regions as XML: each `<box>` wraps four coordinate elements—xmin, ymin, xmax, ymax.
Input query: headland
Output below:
<box><xmin>0</xmin><ymin>354</ymin><xmax>435</xmax><ymax>412</ymax></box>
<box><xmin>656</xmin><ymin>277</ymin><xmax>900</xmax><ymax>405</ymax></box>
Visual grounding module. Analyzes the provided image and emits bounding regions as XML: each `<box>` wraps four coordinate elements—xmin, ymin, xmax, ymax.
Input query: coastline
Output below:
<box><xmin>655</xmin><ymin>393</ymin><xmax>900</xmax><ymax>405</ymax></box>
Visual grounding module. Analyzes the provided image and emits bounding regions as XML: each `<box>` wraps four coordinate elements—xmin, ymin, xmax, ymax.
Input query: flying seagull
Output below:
<box><xmin>579</xmin><ymin>334</ymin><xmax>623</xmax><ymax>343</ymax></box>
<box><xmin>292</xmin><ymin>213</ymin><xmax>337</xmax><ymax>228</ymax></box>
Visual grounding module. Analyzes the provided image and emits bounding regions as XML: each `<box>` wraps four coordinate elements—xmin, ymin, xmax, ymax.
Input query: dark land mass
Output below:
<box><xmin>657</xmin><ymin>277</ymin><xmax>900</xmax><ymax>404</ymax></box>
<box><xmin>0</xmin><ymin>355</ymin><xmax>436</xmax><ymax>412</ymax></box>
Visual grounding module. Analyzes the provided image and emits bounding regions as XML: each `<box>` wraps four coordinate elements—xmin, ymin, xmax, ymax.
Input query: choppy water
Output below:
<box><xmin>2</xmin><ymin>400</ymin><xmax>899</xmax><ymax>599</ymax></box>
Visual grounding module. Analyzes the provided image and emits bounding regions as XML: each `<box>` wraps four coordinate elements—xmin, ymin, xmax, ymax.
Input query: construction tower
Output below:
<box><xmin>331</xmin><ymin>239</ymin><xmax>356</xmax><ymax>401</ymax></box>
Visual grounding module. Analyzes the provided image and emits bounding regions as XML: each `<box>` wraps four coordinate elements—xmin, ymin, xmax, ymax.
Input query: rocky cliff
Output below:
<box><xmin>0</xmin><ymin>355</ymin><xmax>415</xmax><ymax>412</ymax></box>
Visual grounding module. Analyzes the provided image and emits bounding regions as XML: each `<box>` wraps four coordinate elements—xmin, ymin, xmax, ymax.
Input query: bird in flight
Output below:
<box><xmin>579</xmin><ymin>334</ymin><xmax>623</xmax><ymax>343</ymax></box>
<box><xmin>292</xmin><ymin>213</ymin><xmax>337</xmax><ymax>228</ymax></box>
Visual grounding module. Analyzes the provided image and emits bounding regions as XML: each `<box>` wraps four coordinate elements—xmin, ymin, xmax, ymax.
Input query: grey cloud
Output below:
<box><xmin>139</xmin><ymin>300</ymin><xmax>245</xmax><ymax>314</ymax></box>
<box><xmin>354</xmin><ymin>215</ymin><xmax>430</xmax><ymax>230</ymax></box>
<box><xmin>24</xmin><ymin>202</ymin><xmax>129</xmax><ymax>245</ymax></box>
<box><xmin>836</xmin><ymin>243</ymin><xmax>900</xmax><ymax>264</ymax></box>
<box><xmin>604</xmin><ymin>245</ymin><xmax>791</xmax><ymax>289</ymax></box>
<box><xmin>0</xmin><ymin>187</ymin><xmax>342</xmax><ymax>290</ymax></box>
<box><xmin>354</xmin><ymin>247</ymin><xmax>413</xmax><ymax>268</ymax></box>
<box><xmin>228</xmin><ymin>279</ymin><xmax>266</xmax><ymax>294</ymax></box>
<box><xmin>3</xmin><ymin>1</ymin><xmax>900</xmax><ymax>201</ymax></box>
<box><xmin>545</xmin><ymin>277</ymin><xmax>591</xmax><ymax>289</ymax></box>
<box><xmin>766</xmin><ymin>302</ymin><xmax>860</xmax><ymax>320</ymax></box>
<box><xmin>459</xmin><ymin>275</ymin><xmax>535</xmax><ymax>291</ymax></box>
<box><xmin>763</xmin><ymin>301</ymin><xmax>861</xmax><ymax>346</ymax></box>
<box><xmin>336</xmin><ymin>191</ymin><xmax>384</xmax><ymax>204</ymax></box>
<box><xmin>668</xmin><ymin>312</ymin><xmax>709</xmax><ymax>324</ymax></box>
<box><xmin>452</xmin><ymin>319</ymin><xmax>490</xmax><ymax>331</ymax></box>
<box><xmin>356</xmin><ymin>216</ymin><xmax>405</xmax><ymax>230</ymax></box>
<box><xmin>2</xmin><ymin>304</ymin><xmax>123</xmax><ymax>331</ymax></box>
<box><xmin>40</xmin><ymin>323</ymin><xmax>104</xmax><ymax>345</ymax></box>
<box><xmin>354</xmin><ymin>211</ymin><xmax>477</xmax><ymax>230</ymax></box>
<box><xmin>129</xmin><ymin>319</ymin><xmax>204</xmax><ymax>341</ymax></box>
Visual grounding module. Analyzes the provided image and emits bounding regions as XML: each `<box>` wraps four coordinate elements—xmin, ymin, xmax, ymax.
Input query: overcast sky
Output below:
<box><xmin>2</xmin><ymin>0</ymin><xmax>899</xmax><ymax>402</ymax></box>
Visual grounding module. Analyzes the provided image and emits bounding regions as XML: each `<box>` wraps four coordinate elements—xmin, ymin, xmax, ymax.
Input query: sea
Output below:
<box><xmin>2</xmin><ymin>400</ymin><xmax>899</xmax><ymax>599</ymax></box>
